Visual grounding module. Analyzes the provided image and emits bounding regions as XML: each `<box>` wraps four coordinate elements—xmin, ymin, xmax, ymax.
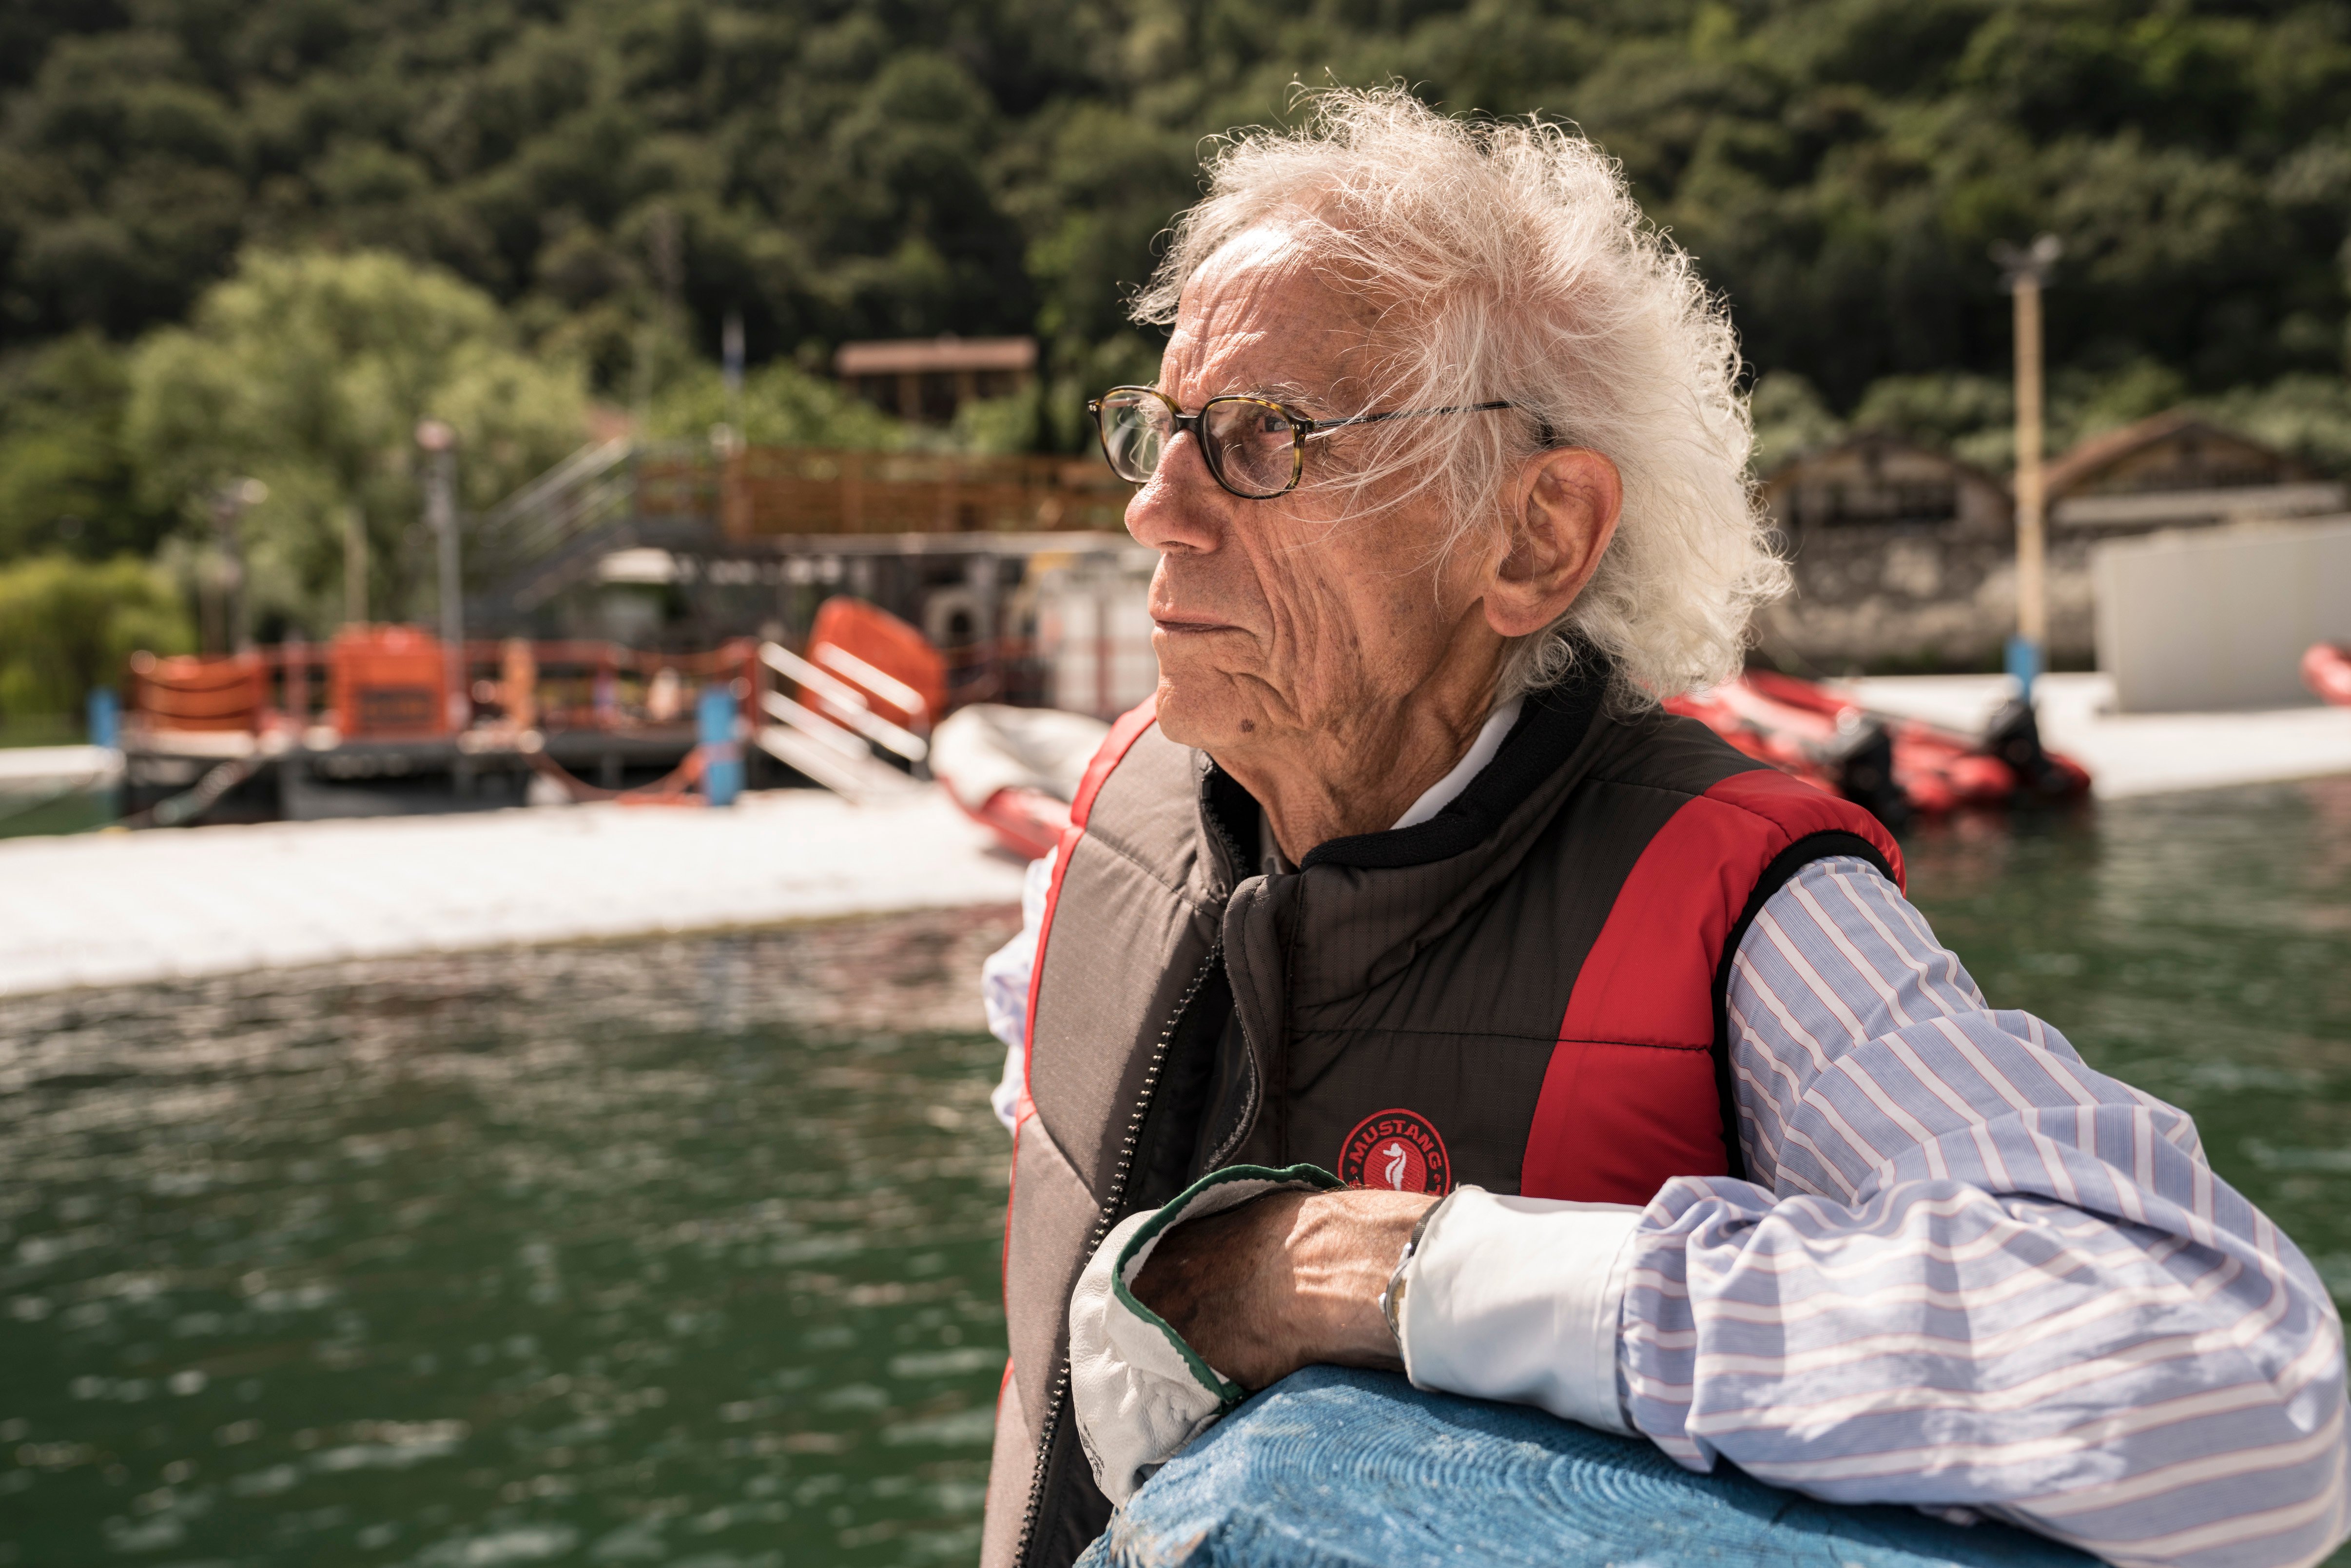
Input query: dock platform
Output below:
<box><xmin>4</xmin><ymin>674</ymin><xmax>2349</xmax><ymax>1002</ymax></box>
<box><xmin>0</xmin><ymin>788</ymin><xmax>1024</xmax><ymax>999</ymax></box>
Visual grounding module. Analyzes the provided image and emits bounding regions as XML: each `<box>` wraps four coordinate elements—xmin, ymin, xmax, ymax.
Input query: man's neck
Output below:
<box><xmin>1212</xmin><ymin>685</ymin><xmax>1500</xmax><ymax>865</ymax></box>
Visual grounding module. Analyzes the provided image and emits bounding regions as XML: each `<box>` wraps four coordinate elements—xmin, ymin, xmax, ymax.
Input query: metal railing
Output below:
<box><xmin>467</xmin><ymin>438</ymin><xmax>1140</xmax><ymax>629</ymax></box>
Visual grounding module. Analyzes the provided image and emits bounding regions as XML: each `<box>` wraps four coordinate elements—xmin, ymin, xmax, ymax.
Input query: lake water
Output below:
<box><xmin>4</xmin><ymin>777</ymin><xmax>2349</xmax><ymax>1567</ymax></box>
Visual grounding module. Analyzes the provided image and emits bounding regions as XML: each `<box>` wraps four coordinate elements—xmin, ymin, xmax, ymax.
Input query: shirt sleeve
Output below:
<box><xmin>982</xmin><ymin>846</ymin><xmax>1056</xmax><ymax>1134</ymax></box>
<box><xmin>1398</xmin><ymin>1187</ymin><xmax>1643</xmax><ymax>1435</ymax></box>
<box><xmin>1618</xmin><ymin>856</ymin><xmax>2350</xmax><ymax>1568</ymax></box>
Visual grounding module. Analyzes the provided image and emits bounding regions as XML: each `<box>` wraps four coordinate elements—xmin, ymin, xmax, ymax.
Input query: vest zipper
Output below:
<box><xmin>1195</xmin><ymin>795</ymin><xmax>1263</xmax><ymax>1173</ymax></box>
<box><xmin>1013</xmin><ymin>940</ymin><xmax>1224</xmax><ymax>1568</ymax></box>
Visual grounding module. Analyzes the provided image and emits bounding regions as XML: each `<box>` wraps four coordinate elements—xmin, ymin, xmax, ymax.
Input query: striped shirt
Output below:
<box><xmin>983</xmin><ymin>854</ymin><xmax>2351</xmax><ymax>1565</ymax></box>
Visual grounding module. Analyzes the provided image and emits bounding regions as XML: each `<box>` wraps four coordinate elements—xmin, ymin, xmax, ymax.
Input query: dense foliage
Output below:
<box><xmin>0</xmin><ymin>553</ymin><xmax>190</xmax><ymax>727</ymax></box>
<box><xmin>9</xmin><ymin>0</ymin><xmax>2351</xmax><ymax>402</ymax></box>
<box><xmin>126</xmin><ymin>249</ymin><xmax>587</xmax><ymax>631</ymax></box>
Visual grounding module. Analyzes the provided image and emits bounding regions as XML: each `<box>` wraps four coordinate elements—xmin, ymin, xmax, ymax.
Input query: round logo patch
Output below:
<box><xmin>1338</xmin><ymin>1108</ymin><xmax>1453</xmax><ymax>1195</ymax></box>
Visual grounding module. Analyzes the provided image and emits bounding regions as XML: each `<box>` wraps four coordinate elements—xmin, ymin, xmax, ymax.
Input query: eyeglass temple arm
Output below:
<box><xmin>1296</xmin><ymin>401</ymin><xmax>1518</xmax><ymax>439</ymax></box>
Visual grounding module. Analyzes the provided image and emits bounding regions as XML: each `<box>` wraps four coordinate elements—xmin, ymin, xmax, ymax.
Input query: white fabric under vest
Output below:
<box><xmin>1067</xmin><ymin>1165</ymin><xmax>1344</xmax><ymax>1503</ymax></box>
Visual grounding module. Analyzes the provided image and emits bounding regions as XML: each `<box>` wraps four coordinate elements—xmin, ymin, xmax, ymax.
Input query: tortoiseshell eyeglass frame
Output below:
<box><xmin>1087</xmin><ymin>385</ymin><xmax>1521</xmax><ymax>500</ymax></box>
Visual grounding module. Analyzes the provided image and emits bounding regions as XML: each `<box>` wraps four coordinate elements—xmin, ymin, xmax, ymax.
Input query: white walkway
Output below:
<box><xmin>0</xmin><ymin>789</ymin><xmax>1024</xmax><ymax>1000</ymax></box>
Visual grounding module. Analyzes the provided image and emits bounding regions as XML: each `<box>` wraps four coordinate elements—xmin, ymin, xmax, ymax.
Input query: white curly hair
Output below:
<box><xmin>1131</xmin><ymin>87</ymin><xmax>1784</xmax><ymax>705</ymax></box>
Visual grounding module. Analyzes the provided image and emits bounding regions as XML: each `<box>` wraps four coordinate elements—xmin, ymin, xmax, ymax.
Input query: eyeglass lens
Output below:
<box><xmin>1202</xmin><ymin>400</ymin><xmax>1297</xmax><ymax>497</ymax></box>
<box><xmin>1098</xmin><ymin>391</ymin><xmax>1299</xmax><ymax>499</ymax></box>
<box><xmin>1099</xmin><ymin>392</ymin><xmax>1170</xmax><ymax>485</ymax></box>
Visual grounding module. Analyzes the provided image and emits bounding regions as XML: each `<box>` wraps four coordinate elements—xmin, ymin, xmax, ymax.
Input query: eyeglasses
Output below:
<box><xmin>1087</xmin><ymin>386</ymin><xmax>1517</xmax><ymax>501</ymax></box>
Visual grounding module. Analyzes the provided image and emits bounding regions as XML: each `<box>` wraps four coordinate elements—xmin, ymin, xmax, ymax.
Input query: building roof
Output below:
<box><xmin>835</xmin><ymin>336</ymin><xmax>1037</xmax><ymax>376</ymax></box>
<box><xmin>2042</xmin><ymin>409</ymin><xmax>2301</xmax><ymax>498</ymax></box>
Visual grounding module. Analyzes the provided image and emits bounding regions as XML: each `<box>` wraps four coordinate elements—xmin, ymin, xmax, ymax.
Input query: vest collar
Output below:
<box><xmin>1194</xmin><ymin>653</ymin><xmax>1614</xmax><ymax>887</ymax></box>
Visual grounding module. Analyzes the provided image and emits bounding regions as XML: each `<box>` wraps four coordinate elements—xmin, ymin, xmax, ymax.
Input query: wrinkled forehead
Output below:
<box><xmin>1162</xmin><ymin>227</ymin><xmax>1392</xmax><ymax>410</ymax></box>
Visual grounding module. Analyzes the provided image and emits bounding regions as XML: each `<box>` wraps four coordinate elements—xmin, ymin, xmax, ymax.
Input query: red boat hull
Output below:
<box><xmin>1666</xmin><ymin>672</ymin><xmax>2089</xmax><ymax>825</ymax></box>
<box><xmin>954</xmin><ymin>785</ymin><xmax>1070</xmax><ymax>862</ymax></box>
<box><xmin>2305</xmin><ymin>643</ymin><xmax>2351</xmax><ymax>707</ymax></box>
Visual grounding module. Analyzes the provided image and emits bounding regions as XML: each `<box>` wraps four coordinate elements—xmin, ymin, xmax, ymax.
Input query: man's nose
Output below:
<box><xmin>1124</xmin><ymin>432</ymin><xmax>1226</xmax><ymax>555</ymax></box>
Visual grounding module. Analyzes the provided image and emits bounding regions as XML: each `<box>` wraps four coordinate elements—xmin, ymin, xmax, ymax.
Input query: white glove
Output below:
<box><xmin>1067</xmin><ymin>1163</ymin><xmax>1345</xmax><ymax>1504</ymax></box>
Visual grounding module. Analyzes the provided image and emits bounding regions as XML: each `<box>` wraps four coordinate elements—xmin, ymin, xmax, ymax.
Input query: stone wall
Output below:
<box><xmin>1757</xmin><ymin>525</ymin><xmax>2098</xmax><ymax>673</ymax></box>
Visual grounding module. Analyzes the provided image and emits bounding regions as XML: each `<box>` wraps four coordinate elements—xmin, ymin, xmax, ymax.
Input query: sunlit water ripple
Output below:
<box><xmin>0</xmin><ymin>910</ymin><xmax>1022</xmax><ymax>1567</ymax></box>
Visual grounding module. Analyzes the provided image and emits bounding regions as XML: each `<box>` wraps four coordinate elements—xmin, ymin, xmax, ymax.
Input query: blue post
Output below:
<box><xmin>86</xmin><ymin>686</ymin><xmax>122</xmax><ymax>825</ymax></box>
<box><xmin>86</xmin><ymin>687</ymin><xmax>120</xmax><ymax>751</ymax></box>
<box><xmin>2004</xmin><ymin>634</ymin><xmax>2042</xmax><ymax>702</ymax></box>
<box><xmin>697</xmin><ymin>684</ymin><xmax>742</xmax><ymax>807</ymax></box>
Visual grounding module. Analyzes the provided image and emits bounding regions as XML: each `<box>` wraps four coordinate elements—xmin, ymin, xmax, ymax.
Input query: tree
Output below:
<box><xmin>644</xmin><ymin>357</ymin><xmax>905</xmax><ymax>450</ymax></box>
<box><xmin>4</xmin><ymin>0</ymin><xmax>2351</xmax><ymax>463</ymax></box>
<box><xmin>123</xmin><ymin>248</ymin><xmax>587</xmax><ymax>636</ymax></box>
<box><xmin>0</xmin><ymin>553</ymin><xmax>191</xmax><ymax>726</ymax></box>
<box><xmin>0</xmin><ymin>331</ymin><xmax>174</xmax><ymax>561</ymax></box>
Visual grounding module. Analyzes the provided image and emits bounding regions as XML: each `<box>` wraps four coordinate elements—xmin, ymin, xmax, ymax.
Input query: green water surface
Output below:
<box><xmin>3</xmin><ymin>778</ymin><xmax>2349</xmax><ymax>1566</ymax></box>
<box><xmin>0</xmin><ymin>911</ymin><xmax>1023</xmax><ymax>1568</ymax></box>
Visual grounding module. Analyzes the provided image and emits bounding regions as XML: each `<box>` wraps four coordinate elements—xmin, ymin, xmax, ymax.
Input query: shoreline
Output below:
<box><xmin>6</xmin><ymin>672</ymin><xmax>2349</xmax><ymax>1003</ymax></box>
<box><xmin>0</xmin><ymin>789</ymin><xmax>1027</xmax><ymax>1001</ymax></box>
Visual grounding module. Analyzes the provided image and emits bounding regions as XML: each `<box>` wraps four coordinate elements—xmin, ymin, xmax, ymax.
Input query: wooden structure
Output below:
<box><xmin>2045</xmin><ymin>411</ymin><xmax>2343</xmax><ymax>530</ymax></box>
<box><xmin>116</xmin><ymin>632</ymin><xmax>765</xmax><ymax>825</ymax></box>
<box><xmin>835</xmin><ymin>335</ymin><xmax>1036</xmax><ymax>423</ymax></box>
<box><xmin>712</xmin><ymin>445</ymin><xmax>1132</xmax><ymax>539</ymax></box>
<box><xmin>1757</xmin><ymin>435</ymin><xmax>2024</xmax><ymax>673</ymax></box>
<box><xmin>1763</xmin><ymin>434</ymin><xmax>2011</xmax><ymax>538</ymax></box>
<box><xmin>1757</xmin><ymin>414</ymin><xmax>2351</xmax><ymax>673</ymax></box>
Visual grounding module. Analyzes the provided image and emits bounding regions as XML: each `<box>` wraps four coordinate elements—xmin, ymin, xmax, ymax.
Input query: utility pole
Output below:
<box><xmin>1993</xmin><ymin>233</ymin><xmax>2061</xmax><ymax>700</ymax></box>
<box><xmin>208</xmin><ymin>477</ymin><xmax>268</xmax><ymax>653</ymax></box>
<box><xmin>344</xmin><ymin>503</ymin><xmax>369</xmax><ymax>627</ymax></box>
<box><xmin>715</xmin><ymin>309</ymin><xmax>749</xmax><ymax>533</ymax></box>
<box><xmin>416</xmin><ymin>420</ymin><xmax>466</xmax><ymax>733</ymax></box>
<box><xmin>722</xmin><ymin>308</ymin><xmax>745</xmax><ymax>434</ymax></box>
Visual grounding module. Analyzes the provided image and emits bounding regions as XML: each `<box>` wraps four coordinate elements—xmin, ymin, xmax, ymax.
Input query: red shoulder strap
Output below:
<box><xmin>1022</xmin><ymin>696</ymin><xmax>1159</xmax><ymax>1079</ymax></box>
<box><xmin>1002</xmin><ymin>696</ymin><xmax>1161</xmax><ymax>1311</ymax></box>
<box><xmin>1703</xmin><ymin>768</ymin><xmax>1905</xmax><ymax>890</ymax></box>
<box><xmin>1068</xmin><ymin>696</ymin><xmax>1160</xmax><ymax>830</ymax></box>
<box><xmin>1519</xmin><ymin>768</ymin><xmax>1900</xmax><ymax>1203</ymax></box>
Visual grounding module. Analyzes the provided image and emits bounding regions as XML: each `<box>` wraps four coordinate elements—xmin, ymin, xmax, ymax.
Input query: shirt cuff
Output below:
<box><xmin>1395</xmin><ymin>1186</ymin><xmax>1642</xmax><ymax>1435</ymax></box>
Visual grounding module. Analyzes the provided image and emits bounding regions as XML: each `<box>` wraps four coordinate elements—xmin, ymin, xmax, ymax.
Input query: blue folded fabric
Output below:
<box><xmin>1077</xmin><ymin>1366</ymin><xmax>2093</xmax><ymax>1568</ymax></box>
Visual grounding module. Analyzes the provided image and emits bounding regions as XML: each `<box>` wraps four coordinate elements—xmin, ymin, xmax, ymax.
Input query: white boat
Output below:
<box><xmin>929</xmin><ymin>704</ymin><xmax>1109</xmax><ymax>859</ymax></box>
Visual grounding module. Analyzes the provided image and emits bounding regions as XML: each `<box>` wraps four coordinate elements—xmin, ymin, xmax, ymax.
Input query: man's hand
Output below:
<box><xmin>1128</xmin><ymin>1187</ymin><xmax>1436</xmax><ymax>1390</ymax></box>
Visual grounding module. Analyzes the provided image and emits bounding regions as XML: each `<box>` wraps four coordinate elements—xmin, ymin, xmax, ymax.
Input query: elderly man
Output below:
<box><xmin>978</xmin><ymin>91</ymin><xmax>2348</xmax><ymax>1568</ymax></box>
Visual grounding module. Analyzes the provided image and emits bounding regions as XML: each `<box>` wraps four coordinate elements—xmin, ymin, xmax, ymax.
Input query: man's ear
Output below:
<box><xmin>1482</xmin><ymin>447</ymin><xmax>1623</xmax><ymax>639</ymax></box>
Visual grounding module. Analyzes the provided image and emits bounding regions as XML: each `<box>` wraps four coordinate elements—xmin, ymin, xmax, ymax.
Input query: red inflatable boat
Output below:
<box><xmin>929</xmin><ymin>703</ymin><xmax>1112</xmax><ymax>860</ymax></box>
<box><xmin>1667</xmin><ymin>671</ymin><xmax>2090</xmax><ymax>827</ymax></box>
<box><xmin>2305</xmin><ymin>643</ymin><xmax>2351</xmax><ymax>707</ymax></box>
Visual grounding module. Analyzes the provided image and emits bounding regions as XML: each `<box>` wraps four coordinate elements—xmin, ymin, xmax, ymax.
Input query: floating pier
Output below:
<box><xmin>7</xmin><ymin>670</ymin><xmax>2349</xmax><ymax>1001</ymax></box>
<box><xmin>0</xmin><ymin>788</ymin><xmax>1024</xmax><ymax>999</ymax></box>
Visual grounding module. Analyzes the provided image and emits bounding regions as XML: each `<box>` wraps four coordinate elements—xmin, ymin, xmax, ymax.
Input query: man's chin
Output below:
<box><xmin>1150</xmin><ymin>676</ymin><xmax>1260</xmax><ymax>752</ymax></box>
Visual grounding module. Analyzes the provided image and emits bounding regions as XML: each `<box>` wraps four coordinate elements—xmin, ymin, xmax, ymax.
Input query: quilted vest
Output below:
<box><xmin>980</xmin><ymin>666</ymin><xmax>1903</xmax><ymax>1568</ymax></box>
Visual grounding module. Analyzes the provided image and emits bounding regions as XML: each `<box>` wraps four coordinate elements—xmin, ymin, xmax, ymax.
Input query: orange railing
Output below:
<box><xmin>123</xmin><ymin>633</ymin><xmax>764</xmax><ymax>746</ymax></box>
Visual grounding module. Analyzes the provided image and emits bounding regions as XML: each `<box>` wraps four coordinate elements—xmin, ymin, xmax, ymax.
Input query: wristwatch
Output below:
<box><xmin>1377</xmin><ymin>1197</ymin><xmax>1447</xmax><ymax>1351</ymax></box>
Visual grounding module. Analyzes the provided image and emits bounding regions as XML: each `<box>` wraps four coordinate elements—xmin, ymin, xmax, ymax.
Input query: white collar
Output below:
<box><xmin>1390</xmin><ymin>697</ymin><xmax>1524</xmax><ymax>831</ymax></box>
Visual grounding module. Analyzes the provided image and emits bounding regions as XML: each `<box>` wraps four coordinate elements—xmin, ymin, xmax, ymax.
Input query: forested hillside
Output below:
<box><xmin>12</xmin><ymin>0</ymin><xmax>2351</xmax><ymax>395</ymax></box>
<box><xmin>4</xmin><ymin>0</ymin><xmax>2351</xmax><ymax>684</ymax></box>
